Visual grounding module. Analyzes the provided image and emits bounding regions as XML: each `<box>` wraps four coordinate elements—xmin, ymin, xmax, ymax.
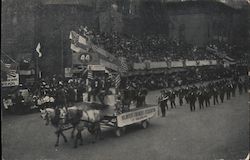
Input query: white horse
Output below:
<box><xmin>40</xmin><ymin>107</ymin><xmax>103</xmax><ymax>148</ymax></box>
<box><xmin>40</xmin><ymin>108</ymin><xmax>68</xmax><ymax>147</ymax></box>
<box><xmin>66</xmin><ymin>106</ymin><xmax>103</xmax><ymax>148</ymax></box>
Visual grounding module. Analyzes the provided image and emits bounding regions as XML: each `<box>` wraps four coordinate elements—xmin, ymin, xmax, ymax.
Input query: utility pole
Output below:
<box><xmin>36</xmin><ymin>53</ymin><xmax>39</xmax><ymax>80</ymax></box>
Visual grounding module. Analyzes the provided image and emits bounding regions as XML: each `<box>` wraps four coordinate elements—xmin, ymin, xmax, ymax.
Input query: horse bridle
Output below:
<box><xmin>83</xmin><ymin>110</ymin><xmax>90</xmax><ymax>122</ymax></box>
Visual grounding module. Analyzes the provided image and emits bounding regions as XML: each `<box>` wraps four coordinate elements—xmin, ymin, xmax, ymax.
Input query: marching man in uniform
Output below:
<box><xmin>189</xmin><ymin>90</ymin><xmax>196</xmax><ymax>112</ymax></box>
<box><xmin>169</xmin><ymin>89</ymin><xmax>176</xmax><ymax>109</ymax></box>
<box><xmin>158</xmin><ymin>90</ymin><xmax>167</xmax><ymax>117</ymax></box>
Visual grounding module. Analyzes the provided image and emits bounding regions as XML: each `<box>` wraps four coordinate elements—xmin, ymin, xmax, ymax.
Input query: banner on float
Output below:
<box><xmin>1</xmin><ymin>70</ymin><xmax>19</xmax><ymax>87</ymax></box>
<box><xmin>91</xmin><ymin>44</ymin><xmax>124</xmax><ymax>72</ymax></box>
<box><xmin>87</xmin><ymin>65</ymin><xmax>106</xmax><ymax>71</ymax></box>
<box><xmin>100</xmin><ymin>59</ymin><xmax>119</xmax><ymax>71</ymax></box>
<box><xmin>70</xmin><ymin>30</ymin><xmax>124</xmax><ymax>72</ymax></box>
<box><xmin>116</xmin><ymin>106</ymin><xmax>158</xmax><ymax>127</ymax></box>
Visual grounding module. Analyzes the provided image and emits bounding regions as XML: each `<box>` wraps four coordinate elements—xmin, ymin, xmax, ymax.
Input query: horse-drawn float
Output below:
<box><xmin>40</xmin><ymin>94</ymin><xmax>158</xmax><ymax>147</ymax></box>
<box><xmin>40</xmin><ymin>65</ymin><xmax>158</xmax><ymax>147</ymax></box>
<box><xmin>82</xmin><ymin>93</ymin><xmax>158</xmax><ymax>137</ymax></box>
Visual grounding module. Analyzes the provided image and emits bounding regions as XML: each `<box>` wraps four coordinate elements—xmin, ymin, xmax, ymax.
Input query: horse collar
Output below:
<box><xmin>83</xmin><ymin>110</ymin><xmax>90</xmax><ymax>122</ymax></box>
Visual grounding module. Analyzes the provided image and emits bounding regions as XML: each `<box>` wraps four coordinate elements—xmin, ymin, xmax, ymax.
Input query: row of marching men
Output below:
<box><xmin>158</xmin><ymin>78</ymin><xmax>248</xmax><ymax>117</ymax></box>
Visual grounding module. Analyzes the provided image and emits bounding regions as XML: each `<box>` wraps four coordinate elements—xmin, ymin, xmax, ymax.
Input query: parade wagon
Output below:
<box><xmin>100</xmin><ymin>105</ymin><xmax>158</xmax><ymax>137</ymax></box>
<box><xmin>80</xmin><ymin>64</ymin><xmax>158</xmax><ymax>137</ymax></box>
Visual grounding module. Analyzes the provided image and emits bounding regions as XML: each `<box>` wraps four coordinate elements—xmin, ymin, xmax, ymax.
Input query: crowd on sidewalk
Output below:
<box><xmin>121</xmin><ymin>65</ymin><xmax>246</xmax><ymax>90</ymax></box>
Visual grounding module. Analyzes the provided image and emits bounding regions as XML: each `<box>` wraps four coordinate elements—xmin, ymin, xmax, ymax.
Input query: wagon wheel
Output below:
<box><xmin>141</xmin><ymin>120</ymin><xmax>149</xmax><ymax>129</ymax></box>
<box><xmin>115</xmin><ymin>127</ymin><xmax>126</xmax><ymax>137</ymax></box>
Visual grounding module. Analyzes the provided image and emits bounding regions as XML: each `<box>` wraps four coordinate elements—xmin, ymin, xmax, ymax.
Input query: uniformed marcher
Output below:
<box><xmin>232</xmin><ymin>81</ymin><xmax>236</xmax><ymax>97</ymax></box>
<box><xmin>212</xmin><ymin>86</ymin><xmax>219</xmax><ymax>105</ymax></box>
<box><xmin>92</xmin><ymin>77</ymin><xmax>100</xmax><ymax>102</ymax></box>
<box><xmin>197</xmin><ymin>89</ymin><xmax>204</xmax><ymax>109</ymax></box>
<box><xmin>184</xmin><ymin>87</ymin><xmax>190</xmax><ymax>104</ymax></box>
<box><xmin>136</xmin><ymin>89</ymin><xmax>144</xmax><ymax>108</ymax></box>
<box><xmin>219</xmin><ymin>85</ymin><xmax>225</xmax><ymax>103</ymax></box>
<box><xmin>178</xmin><ymin>88</ymin><xmax>184</xmax><ymax>106</ymax></box>
<box><xmin>55</xmin><ymin>82</ymin><xmax>67</xmax><ymax>109</ymax></box>
<box><xmin>189</xmin><ymin>91</ymin><xmax>196</xmax><ymax>112</ymax></box>
<box><xmin>226</xmin><ymin>83</ymin><xmax>231</xmax><ymax>100</ymax></box>
<box><xmin>158</xmin><ymin>91</ymin><xmax>166</xmax><ymax>117</ymax></box>
<box><xmin>204</xmin><ymin>88</ymin><xmax>210</xmax><ymax>107</ymax></box>
<box><xmin>238</xmin><ymin>80</ymin><xmax>243</xmax><ymax>95</ymax></box>
<box><xmin>169</xmin><ymin>89</ymin><xmax>176</xmax><ymax>109</ymax></box>
<box><xmin>163</xmin><ymin>90</ymin><xmax>169</xmax><ymax>110</ymax></box>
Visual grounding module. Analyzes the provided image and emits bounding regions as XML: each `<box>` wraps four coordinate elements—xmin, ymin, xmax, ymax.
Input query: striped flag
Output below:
<box><xmin>114</xmin><ymin>74</ymin><xmax>121</xmax><ymax>88</ymax></box>
<box><xmin>81</xmin><ymin>67</ymin><xmax>88</xmax><ymax>76</ymax></box>
<box><xmin>69</xmin><ymin>31</ymin><xmax>89</xmax><ymax>53</ymax></box>
<box><xmin>87</xmin><ymin>70</ymin><xmax>93</xmax><ymax>80</ymax></box>
<box><xmin>8</xmin><ymin>70</ymin><xmax>17</xmax><ymax>78</ymax></box>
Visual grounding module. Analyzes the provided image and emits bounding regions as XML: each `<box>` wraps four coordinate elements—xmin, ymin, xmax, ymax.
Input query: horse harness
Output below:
<box><xmin>82</xmin><ymin>110</ymin><xmax>91</xmax><ymax>124</ymax></box>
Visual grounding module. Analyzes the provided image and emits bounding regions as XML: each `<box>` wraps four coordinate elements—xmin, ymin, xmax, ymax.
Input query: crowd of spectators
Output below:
<box><xmin>2</xmin><ymin>64</ymin><xmax>247</xmax><ymax>115</ymax></box>
<box><xmin>120</xmin><ymin>65</ymin><xmax>247</xmax><ymax>91</ymax></box>
<box><xmin>2</xmin><ymin>27</ymin><xmax>248</xmax><ymax>114</ymax></box>
<box><xmin>78</xmin><ymin>26</ymin><xmax>249</xmax><ymax>64</ymax></box>
<box><xmin>2</xmin><ymin>75</ymin><xmax>87</xmax><ymax>114</ymax></box>
<box><xmin>77</xmin><ymin>26</ymin><xmax>216</xmax><ymax>63</ymax></box>
<box><xmin>91</xmin><ymin>32</ymin><xmax>217</xmax><ymax>62</ymax></box>
<box><xmin>206</xmin><ymin>39</ymin><xmax>249</xmax><ymax>62</ymax></box>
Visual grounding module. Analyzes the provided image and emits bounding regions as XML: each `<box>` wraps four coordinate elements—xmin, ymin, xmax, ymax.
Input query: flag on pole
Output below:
<box><xmin>69</xmin><ymin>31</ymin><xmax>89</xmax><ymax>53</ymax></box>
<box><xmin>79</xmin><ymin>36</ymin><xmax>87</xmax><ymax>45</ymax></box>
<box><xmin>69</xmin><ymin>31</ymin><xmax>73</xmax><ymax>39</ymax></box>
<box><xmin>81</xmin><ymin>67</ymin><xmax>88</xmax><ymax>76</ymax></box>
<box><xmin>36</xmin><ymin>43</ymin><xmax>42</xmax><ymax>57</ymax></box>
<box><xmin>8</xmin><ymin>70</ymin><xmax>17</xmax><ymax>77</ymax></box>
<box><xmin>87</xmin><ymin>70</ymin><xmax>93</xmax><ymax>80</ymax></box>
<box><xmin>115</xmin><ymin>74</ymin><xmax>121</xmax><ymax>88</ymax></box>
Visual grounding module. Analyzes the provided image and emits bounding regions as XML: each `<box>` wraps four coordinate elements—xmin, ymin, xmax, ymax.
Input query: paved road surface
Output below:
<box><xmin>2</xmin><ymin>91</ymin><xmax>249</xmax><ymax>160</ymax></box>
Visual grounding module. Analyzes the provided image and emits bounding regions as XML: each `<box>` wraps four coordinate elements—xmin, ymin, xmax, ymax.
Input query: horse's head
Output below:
<box><xmin>40</xmin><ymin>108</ymin><xmax>50</xmax><ymax>125</ymax></box>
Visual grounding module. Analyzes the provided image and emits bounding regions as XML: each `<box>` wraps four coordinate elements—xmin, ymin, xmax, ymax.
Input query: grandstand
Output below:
<box><xmin>1</xmin><ymin>0</ymin><xmax>249</xmax><ymax>76</ymax></box>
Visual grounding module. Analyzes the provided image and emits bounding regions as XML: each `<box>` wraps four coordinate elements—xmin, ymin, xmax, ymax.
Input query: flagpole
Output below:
<box><xmin>36</xmin><ymin>52</ymin><xmax>39</xmax><ymax>80</ymax></box>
